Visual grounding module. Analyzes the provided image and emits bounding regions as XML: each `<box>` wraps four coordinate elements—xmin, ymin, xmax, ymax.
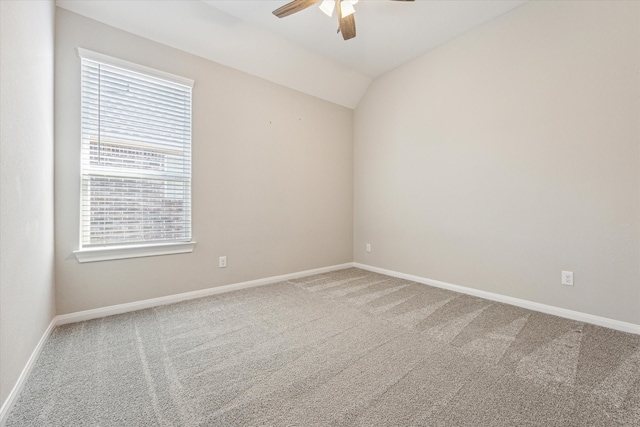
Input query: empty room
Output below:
<box><xmin>1</xmin><ymin>0</ymin><xmax>639</xmax><ymax>425</ymax></box>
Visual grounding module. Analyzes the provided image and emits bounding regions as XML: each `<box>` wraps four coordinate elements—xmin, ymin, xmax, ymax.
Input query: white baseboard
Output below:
<box><xmin>354</xmin><ymin>263</ymin><xmax>640</xmax><ymax>335</ymax></box>
<box><xmin>0</xmin><ymin>317</ymin><xmax>57</xmax><ymax>426</ymax></box>
<box><xmin>55</xmin><ymin>263</ymin><xmax>354</xmax><ymax>325</ymax></box>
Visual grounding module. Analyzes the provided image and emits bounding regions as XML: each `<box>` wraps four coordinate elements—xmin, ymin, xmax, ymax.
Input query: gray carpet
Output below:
<box><xmin>6</xmin><ymin>268</ymin><xmax>640</xmax><ymax>426</ymax></box>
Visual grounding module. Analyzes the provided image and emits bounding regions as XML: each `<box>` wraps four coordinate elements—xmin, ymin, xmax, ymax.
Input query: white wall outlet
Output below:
<box><xmin>561</xmin><ymin>271</ymin><xmax>573</xmax><ymax>286</ymax></box>
<box><xmin>219</xmin><ymin>256</ymin><xmax>227</xmax><ymax>268</ymax></box>
<box><xmin>366</xmin><ymin>243</ymin><xmax>371</xmax><ymax>252</ymax></box>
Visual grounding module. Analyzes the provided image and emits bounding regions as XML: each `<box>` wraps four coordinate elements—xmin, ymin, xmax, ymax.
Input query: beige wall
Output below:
<box><xmin>0</xmin><ymin>0</ymin><xmax>56</xmax><ymax>408</ymax></box>
<box><xmin>55</xmin><ymin>9</ymin><xmax>354</xmax><ymax>314</ymax></box>
<box><xmin>354</xmin><ymin>0</ymin><xmax>640</xmax><ymax>324</ymax></box>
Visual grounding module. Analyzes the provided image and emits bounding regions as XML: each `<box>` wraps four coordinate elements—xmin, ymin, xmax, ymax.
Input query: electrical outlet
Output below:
<box><xmin>219</xmin><ymin>256</ymin><xmax>227</xmax><ymax>268</ymax></box>
<box><xmin>366</xmin><ymin>243</ymin><xmax>371</xmax><ymax>252</ymax></box>
<box><xmin>561</xmin><ymin>271</ymin><xmax>573</xmax><ymax>286</ymax></box>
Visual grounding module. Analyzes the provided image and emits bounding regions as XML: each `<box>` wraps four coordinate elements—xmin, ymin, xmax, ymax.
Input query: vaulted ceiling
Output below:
<box><xmin>56</xmin><ymin>0</ymin><xmax>528</xmax><ymax>108</ymax></box>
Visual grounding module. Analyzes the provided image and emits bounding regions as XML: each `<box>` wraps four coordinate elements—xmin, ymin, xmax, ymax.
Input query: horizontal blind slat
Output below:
<box><xmin>82</xmin><ymin>63</ymin><xmax>190</xmax><ymax>94</ymax></box>
<box><xmin>82</xmin><ymin>63</ymin><xmax>190</xmax><ymax>96</ymax></box>
<box><xmin>81</xmin><ymin>81</ymin><xmax>191</xmax><ymax>110</ymax></box>
<box><xmin>82</xmin><ymin>110</ymin><xmax>190</xmax><ymax>137</ymax></box>
<box><xmin>81</xmin><ymin>94</ymin><xmax>190</xmax><ymax>117</ymax></box>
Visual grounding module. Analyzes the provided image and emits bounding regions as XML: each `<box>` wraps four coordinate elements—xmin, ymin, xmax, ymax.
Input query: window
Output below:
<box><xmin>74</xmin><ymin>49</ymin><xmax>195</xmax><ymax>263</ymax></box>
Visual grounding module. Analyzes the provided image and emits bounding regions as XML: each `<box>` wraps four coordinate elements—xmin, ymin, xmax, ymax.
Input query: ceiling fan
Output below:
<box><xmin>273</xmin><ymin>0</ymin><xmax>415</xmax><ymax>41</ymax></box>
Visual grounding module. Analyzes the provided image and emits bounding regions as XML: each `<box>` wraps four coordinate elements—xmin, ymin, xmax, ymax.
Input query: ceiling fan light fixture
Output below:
<box><xmin>319</xmin><ymin>0</ymin><xmax>335</xmax><ymax>17</ymax></box>
<box><xmin>273</xmin><ymin>0</ymin><xmax>414</xmax><ymax>41</ymax></box>
<box><xmin>340</xmin><ymin>1</ymin><xmax>355</xmax><ymax>18</ymax></box>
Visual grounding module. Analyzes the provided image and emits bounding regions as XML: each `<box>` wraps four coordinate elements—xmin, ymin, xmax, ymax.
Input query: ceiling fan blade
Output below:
<box><xmin>337</xmin><ymin>0</ymin><xmax>356</xmax><ymax>40</ymax></box>
<box><xmin>340</xmin><ymin>14</ymin><xmax>356</xmax><ymax>40</ymax></box>
<box><xmin>273</xmin><ymin>0</ymin><xmax>321</xmax><ymax>18</ymax></box>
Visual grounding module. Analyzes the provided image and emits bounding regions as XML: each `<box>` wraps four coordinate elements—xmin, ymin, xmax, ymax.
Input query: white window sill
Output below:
<box><xmin>73</xmin><ymin>241</ymin><xmax>196</xmax><ymax>263</ymax></box>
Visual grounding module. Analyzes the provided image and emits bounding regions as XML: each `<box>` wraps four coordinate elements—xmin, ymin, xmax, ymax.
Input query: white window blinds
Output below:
<box><xmin>79</xmin><ymin>49</ymin><xmax>193</xmax><ymax>248</ymax></box>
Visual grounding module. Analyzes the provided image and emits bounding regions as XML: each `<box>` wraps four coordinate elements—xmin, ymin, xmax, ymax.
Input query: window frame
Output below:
<box><xmin>73</xmin><ymin>48</ymin><xmax>195</xmax><ymax>263</ymax></box>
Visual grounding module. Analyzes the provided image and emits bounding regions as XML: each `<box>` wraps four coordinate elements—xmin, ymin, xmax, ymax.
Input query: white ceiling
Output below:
<box><xmin>56</xmin><ymin>0</ymin><xmax>528</xmax><ymax>108</ymax></box>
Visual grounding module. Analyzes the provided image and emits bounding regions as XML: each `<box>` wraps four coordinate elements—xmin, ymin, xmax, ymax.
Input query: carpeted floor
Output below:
<box><xmin>6</xmin><ymin>268</ymin><xmax>640</xmax><ymax>426</ymax></box>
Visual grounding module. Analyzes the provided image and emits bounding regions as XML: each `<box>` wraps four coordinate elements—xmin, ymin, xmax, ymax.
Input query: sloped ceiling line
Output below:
<box><xmin>55</xmin><ymin>0</ymin><xmax>527</xmax><ymax>109</ymax></box>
